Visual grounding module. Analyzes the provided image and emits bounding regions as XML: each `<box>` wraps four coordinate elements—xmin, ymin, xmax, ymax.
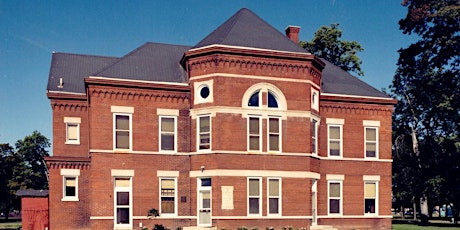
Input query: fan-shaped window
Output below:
<box><xmin>248</xmin><ymin>91</ymin><xmax>260</xmax><ymax>107</ymax></box>
<box><xmin>268</xmin><ymin>91</ymin><xmax>278</xmax><ymax>108</ymax></box>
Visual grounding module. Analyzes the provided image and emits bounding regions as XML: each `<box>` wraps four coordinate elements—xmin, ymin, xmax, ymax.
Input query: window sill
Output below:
<box><xmin>61</xmin><ymin>197</ymin><xmax>79</xmax><ymax>202</ymax></box>
<box><xmin>65</xmin><ymin>141</ymin><xmax>80</xmax><ymax>145</ymax></box>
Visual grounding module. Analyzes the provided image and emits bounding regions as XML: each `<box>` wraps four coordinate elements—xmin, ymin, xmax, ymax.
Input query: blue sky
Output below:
<box><xmin>0</xmin><ymin>0</ymin><xmax>414</xmax><ymax>150</ymax></box>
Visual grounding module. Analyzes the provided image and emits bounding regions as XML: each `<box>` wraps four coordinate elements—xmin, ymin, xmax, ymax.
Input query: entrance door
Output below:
<box><xmin>312</xmin><ymin>179</ymin><xmax>317</xmax><ymax>225</ymax></box>
<box><xmin>198</xmin><ymin>178</ymin><xmax>212</xmax><ymax>226</ymax></box>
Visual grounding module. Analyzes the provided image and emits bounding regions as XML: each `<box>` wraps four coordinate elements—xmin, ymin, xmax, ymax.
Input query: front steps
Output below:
<box><xmin>310</xmin><ymin>225</ymin><xmax>337</xmax><ymax>230</ymax></box>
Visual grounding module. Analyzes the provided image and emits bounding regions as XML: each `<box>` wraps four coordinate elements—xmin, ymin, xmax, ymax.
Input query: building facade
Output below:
<box><xmin>45</xmin><ymin>8</ymin><xmax>396</xmax><ymax>230</ymax></box>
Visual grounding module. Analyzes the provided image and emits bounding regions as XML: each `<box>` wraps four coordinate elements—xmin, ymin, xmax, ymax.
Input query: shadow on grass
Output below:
<box><xmin>393</xmin><ymin>218</ymin><xmax>460</xmax><ymax>227</ymax></box>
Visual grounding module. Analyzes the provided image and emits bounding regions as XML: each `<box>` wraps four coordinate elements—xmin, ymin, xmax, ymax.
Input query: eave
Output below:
<box><xmin>85</xmin><ymin>76</ymin><xmax>190</xmax><ymax>92</ymax></box>
<box><xmin>320</xmin><ymin>93</ymin><xmax>398</xmax><ymax>105</ymax></box>
<box><xmin>47</xmin><ymin>91</ymin><xmax>87</xmax><ymax>100</ymax></box>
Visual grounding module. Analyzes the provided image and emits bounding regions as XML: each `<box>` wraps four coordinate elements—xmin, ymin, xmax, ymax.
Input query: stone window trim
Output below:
<box><xmin>267</xmin><ymin>177</ymin><xmax>282</xmax><ymax>216</ymax></box>
<box><xmin>159</xmin><ymin>177</ymin><xmax>178</xmax><ymax>216</ymax></box>
<box><xmin>247</xmin><ymin>177</ymin><xmax>262</xmax><ymax>216</ymax></box>
<box><xmin>64</xmin><ymin>117</ymin><xmax>81</xmax><ymax>145</ymax></box>
<box><xmin>159</xmin><ymin>116</ymin><xmax>177</xmax><ymax>152</ymax></box>
<box><xmin>60</xmin><ymin>169</ymin><xmax>80</xmax><ymax>202</ymax></box>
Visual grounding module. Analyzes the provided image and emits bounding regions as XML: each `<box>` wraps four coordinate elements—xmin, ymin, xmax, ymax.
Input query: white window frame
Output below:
<box><xmin>311</xmin><ymin>119</ymin><xmax>319</xmax><ymax>155</ymax></box>
<box><xmin>364</xmin><ymin>126</ymin><xmax>379</xmax><ymax>158</ymax></box>
<box><xmin>113</xmin><ymin>113</ymin><xmax>133</xmax><ymax>151</ymax></box>
<box><xmin>247</xmin><ymin>177</ymin><xmax>262</xmax><ymax>216</ymax></box>
<box><xmin>328</xmin><ymin>180</ymin><xmax>343</xmax><ymax>215</ymax></box>
<box><xmin>159</xmin><ymin>116</ymin><xmax>177</xmax><ymax>152</ymax></box>
<box><xmin>248</xmin><ymin>116</ymin><xmax>262</xmax><ymax>152</ymax></box>
<box><xmin>197</xmin><ymin>115</ymin><xmax>211</xmax><ymax>151</ymax></box>
<box><xmin>267</xmin><ymin>116</ymin><xmax>281</xmax><ymax>152</ymax></box>
<box><xmin>159</xmin><ymin>177</ymin><xmax>177</xmax><ymax>216</ymax></box>
<box><xmin>114</xmin><ymin>177</ymin><xmax>132</xmax><ymax>228</ymax></box>
<box><xmin>364</xmin><ymin>181</ymin><xmax>379</xmax><ymax>215</ymax></box>
<box><xmin>267</xmin><ymin>177</ymin><xmax>281</xmax><ymax>216</ymax></box>
<box><xmin>60</xmin><ymin>169</ymin><xmax>80</xmax><ymax>202</ymax></box>
<box><xmin>64</xmin><ymin>117</ymin><xmax>81</xmax><ymax>145</ymax></box>
<box><xmin>327</xmin><ymin>124</ymin><xmax>343</xmax><ymax>158</ymax></box>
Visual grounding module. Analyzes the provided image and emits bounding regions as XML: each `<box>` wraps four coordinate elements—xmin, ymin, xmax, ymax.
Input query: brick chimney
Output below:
<box><xmin>285</xmin><ymin>25</ymin><xmax>300</xmax><ymax>43</ymax></box>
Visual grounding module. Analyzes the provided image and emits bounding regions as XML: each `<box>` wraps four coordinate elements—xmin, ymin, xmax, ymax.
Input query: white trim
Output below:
<box><xmin>197</xmin><ymin>115</ymin><xmax>211</xmax><ymax>152</ymax></box>
<box><xmin>47</xmin><ymin>90</ymin><xmax>86</xmax><ymax>96</ymax></box>
<box><xmin>159</xmin><ymin>115</ymin><xmax>177</xmax><ymax>152</ymax></box>
<box><xmin>212</xmin><ymin>215</ymin><xmax>312</xmax><ymax>219</ymax></box>
<box><xmin>111</xmin><ymin>106</ymin><xmax>134</xmax><ymax>114</ymax></box>
<box><xmin>90</xmin><ymin>216</ymin><xmax>114</xmax><ymax>220</ymax></box>
<box><xmin>321</xmin><ymin>93</ymin><xmax>394</xmax><ymax>101</ymax></box>
<box><xmin>61</xmin><ymin>176</ymin><xmax>79</xmax><ymax>202</ymax></box>
<box><xmin>327</xmin><ymin>180</ymin><xmax>343</xmax><ymax>216</ymax></box>
<box><xmin>194</xmin><ymin>79</ymin><xmax>214</xmax><ymax>104</ymax></box>
<box><xmin>157</xmin><ymin>171</ymin><xmax>180</xmax><ymax>177</ymax></box>
<box><xmin>61</xmin><ymin>169</ymin><xmax>80</xmax><ymax>176</ymax></box>
<box><xmin>113</xmin><ymin>113</ymin><xmax>133</xmax><ymax>151</ymax></box>
<box><xmin>190</xmin><ymin>73</ymin><xmax>320</xmax><ymax>88</ymax></box>
<box><xmin>187</xmin><ymin>44</ymin><xmax>311</xmax><ymax>56</ymax></box>
<box><xmin>189</xmin><ymin>106</ymin><xmax>311</xmax><ymax>119</ymax></box>
<box><xmin>364</xmin><ymin>180</ymin><xmax>379</xmax><ymax>215</ymax></box>
<box><xmin>363</xmin><ymin>175</ymin><xmax>381</xmax><ymax>181</ymax></box>
<box><xmin>267</xmin><ymin>116</ymin><xmax>282</xmax><ymax>153</ymax></box>
<box><xmin>242</xmin><ymin>83</ymin><xmax>287</xmax><ymax>110</ymax></box>
<box><xmin>157</xmin><ymin>109</ymin><xmax>179</xmax><ymax>116</ymax></box>
<box><xmin>317</xmin><ymin>215</ymin><xmax>393</xmax><ymax>219</ymax></box>
<box><xmin>190</xmin><ymin>169</ymin><xmax>320</xmax><ymax>179</ymax></box>
<box><xmin>113</xmin><ymin>177</ymin><xmax>133</xmax><ymax>229</ymax></box>
<box><xmin>327</xmin><ymin>124</ymin><xmax>343</xmax><ymax>158</ymax></box>
<box><xmin>267</xmin><ymin>177</ymin><xmax>282</xmax><ymax>216</ymax></box>
<box><xmin>247</xmin><ymin>177</ymin><xmax>262</xmax><ymax>216</ymax></box>
<box><xmin>89</xmin><ymin>76</ymin><xmax>189</xmax><ymax>86</ymax></box>
<box><xmin>64</xmin><ymin>117</ymin><xmax>81</xmax><ymax>123</ymax></box>
<box><xmin>311</xmin><ymin>88</ymin><xmax>319</xmax><ymax>111</ymax></box>
<box><xmin>326</xmin><ymin>174</ymin><xmax>345</xmax><ymax>181</ymax></box>
<box><xmin>363</xmin><ymin>120</ymin><xmax>381</xmax><ymax>127</ymax></box>
<box><xmin>159</xmin><ymin>177</ymin><xmax>178</xmax><ymax>216</ymax></box>
<box><xmin>364</xmin><ymin>126</ymin><xmax>379</xmax><ymax>159</ymax></box>
<box><xmin>247</xmin><ymin>116</ymin><xmax>262</xmax><ymax>152</ymax></box>
<box><xmin>326</xmin><ymin>118</ymin><xmax>345</xmax><ymax>125</ymax></box>
<box><xmin>111</xmin><ymin>169</ymin><xmax>135</xmax><ymax>177</ymax></box>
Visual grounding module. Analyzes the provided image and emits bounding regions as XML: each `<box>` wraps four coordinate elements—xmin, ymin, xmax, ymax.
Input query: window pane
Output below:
<box><xmin>329</xmin><ymin>183</ymin><xmax>340</xmax><ymax>197</ymax></box>
<box><xmin>117</xmin><ymin>208</ymin><xmax>129</xmax><ymax>224</ymax></box>
<box><xmin>248</xmin><ymin>92</ymin><xmax>259</xmax><ymax>107</ymax></box>
<box><xmin>161</xmin><ymin>134</ymin><xmax>174</xmax><ymax>150</ymax></box>
<box><xmin>269</xmin><ymin>135</ymin><xmax>279</xmax><ymax>151</ymax></box>
<box><xmin>249</xmin><ymin>198</ymin><xmax>259</xmax><ymax>214</ymax></box>
<box><xmin>67</xmin><ymin>124</ymin><xmax>78</xmax><ymax>140</ymax></box>
<box><xmin>201</xmin><ymin>178</ymin><xmax>212</xmax><ymax>187</ymax></box>
<box><xmin>161</xmin><ymin>197</ymin><xmax>175</xmax><ymax>213</ymax></box>
<box><xmin>161</xmin><ymin>118</ymin><xmax>174</xmax><ymax>132</ymax></box>
<box><xmin>311</xmin><ymin>120</ymin><xmax>317</xmax><ymax>138</ymax></box>
<box><xmin>268</xmin><ymin>92</ymin><xmax>278</xmax><ymax>108</ymax></box>
<box><xmin>161</xmin><ymin>179</ymin><xmax>175</xmax><ymax>189</ymax></box>
<box><xmin>116</xmin><ymin>115</ymin><xmax>129</xmax><ymax>130</ymax></box>
<box><xmin>329</xmin><ymin>141</ymin><xmax>340</xmax><ymax>156</ymax></box>
<box><xmin>117</xmin><ymin>192</ymin><xmax>129</xmax><ymax>205</ymax></box>
<box><xmin>365</xmin><ymin>183</ymin><xmax>376</xmax><ymax>198</ymax></box>
<box><xmin>200</xmin><ymin>116</ymin><xmax>210</xmax><ymax>132</ymax></box>
<box><xmin>269</xmin><ymin>198</ymin><xmax>279</xmax><ymax>214</ymax></box>
<box><xmin>249</xmin><ymin>179</ymin><xmax>259</xmax><ymax>196</ymax></box>
<box><xmin>116</xmin><ymin>131</ymin><xmax>130</xmax><ymax>149</ymax></box>
<box><xmin>249</xmin><ymin>118</ymin><xmax>259</xmax><ymax>134</ymax></box>
<box><xmin>202</xmin><ymin>192</ymin><xmax>210</xmax><ymax>209</ymax></box>
<box><xmin>65</xmin><ymin>177</ymin><xmax>76</xmax><ymax>186</ymax></box>
<box><xmin>329</xmin><ymin>126</ymin><xmax>340</xmax><ymax>139</ymax></box>
<box><xmin>115</xmin><ymin>178</ymin><xmax>130</xmax><ymax>187</ymax></box>
<box><xmin>249</xmin><ymin>137</ymin><xmax>260</xmax><ymax>150</ymax></box>
<box><xmin>366</xmin><ymin>128</ymin><xmax>377</xmax><ymax>141</ymax></box>
<box><xmin>269</xmin><ymin>118</ymin><xmax>279</xmax><ymax>133</ymax></box>
<box><xmin>65</xmin><ymin>186</ymin><xmax>76</xmax><ymax>197</ymax></box>
<box><xmin>365</xmin><ymin>199</ymin><xmax>376</xmax><ymax>213</ymax></box>
<box><xmin>366</xmin><ymin>143</ymin><xmax>376</xmax><ymax>157</ymax></box>
<box><xmin>269</xmin><ymin>179</ymin><xmax>279</xmax><ymax>196</ymax></box>
<box><xmin>329</xmin><ymin>199</ymin><xmax>340</xmax><ymax>213</ymax></box>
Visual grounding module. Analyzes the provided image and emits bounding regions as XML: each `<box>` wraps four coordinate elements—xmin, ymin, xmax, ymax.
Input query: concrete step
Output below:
<box><xmin>310</xmin><ymin>225</ymin><xmax>337</xmax><ymax>230</ymax></box>
<box><xmin>183</xmin><ymin>227</ymin><xmax>217</xmax><ymax>230</ymax></box>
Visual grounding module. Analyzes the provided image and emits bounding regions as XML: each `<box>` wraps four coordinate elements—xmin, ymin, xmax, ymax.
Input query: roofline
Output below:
<box><xmin>86</xmin><ymin>76</ymin><xmax>190</xmax><ymax>91</ymax></box>
<box><xmin>320</xmin><ymin>93</ymin><xmax>397</xmax><ymax>105</ymax></box>
<box><xmin>186</xmin><ymin>44</ymin><xmax>312</xmax><ymax>58</ymax></box>
<box><xmin>47</xmin><ymin>91</ymin><xmax>87</xmax><ymax>100</ymax></box>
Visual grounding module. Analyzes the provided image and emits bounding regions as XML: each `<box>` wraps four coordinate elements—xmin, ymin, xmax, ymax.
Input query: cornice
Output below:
<box><xmin>45</xmin><ymin>156</ymin><xmax>91</xmax><ymax>170</ymax></box>
<box><xmin>89</xmin><ymin>88</ymin><xmax>190</xmax><ymax>104</ymax></box>
<box><xmin>187</xmin><ymin>54</ymin><xmax>322</xmax><ymax>81</ymax></box>
<box><xmin>47</xmin><ymin>91</ymin><xmax>86</xmax><ymax>100</ymax></box>
<box><xmin>85</xmin><ymin>77</ymin><xmax>190</xmax><ymax>92</ymax></box>
<box><xmin>320</xmin><ymin>94</ymin><xmax>397</xmax><ymax>105</ymax></box>
<box><xmin>51</xmin><ymin>101</ymin><xmax>88</xmax><ymax>111</ymax></box>
<box><xmin>320</xmin><ymin>103</ymin><xmax>393</xmax><ymax>115</ymax></box>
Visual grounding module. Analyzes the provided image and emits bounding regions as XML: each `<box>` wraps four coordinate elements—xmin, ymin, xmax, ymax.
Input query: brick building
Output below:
<box><xmin>17</xmin><ymin>190</ymin><xmax>49</xmax><ymax>230</ymax></box>
<box><xmin>45</xmin><ymin>8</ymin><xmax>396</xmax><ymax>230</ymax></box>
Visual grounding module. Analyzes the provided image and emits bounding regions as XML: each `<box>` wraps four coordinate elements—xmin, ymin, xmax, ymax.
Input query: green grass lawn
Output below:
<box><xmin>393</xmin><ymin>219</ymin><xmax>460</xmax><ymax>230</ymax></box>
<box><xmin>0</xmin><ymin>221</ymin><xmax>21</xmax><ymax>230</ymax></box>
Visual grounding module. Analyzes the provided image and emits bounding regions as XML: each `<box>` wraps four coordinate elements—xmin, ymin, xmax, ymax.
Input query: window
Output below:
<box><xmin>268</xmin><ymin>117</ymin><xmax>280</xmax><ymax>152</ymax></box>
<box><xmin>198</xmin><ymin>115</ymin><xmax>211</xmax><ymax>150</ymax></box>
<box><xmin>248</xmin><ymin>91</ymin><xmax>260</xmax><ymax>107</ymax></box>
<box><xmin>365</xmin><ymin>127</ymin><xmax>378</xmax><ymax>158</ymax></box>
<box><xmin>248</xmin><ymin>178</ymin><xmax>261</xmax><ymax>215</ymax></box>
<box><xmin>365</xmin><ymin>181</ymin><xmax>378</xmax><ymax>214</ymax></box>
<box><xmin>268</xmin><ymin>178</ymin><xmax>281</xmax><ymax>215</ymax></box>
<box><xmin>160</xmin><ymin>178</ymin><xmax>176</xmax><ymax>215</ymax></box>
<box><xmin>160</xmin><ymin>116</ymin><xmax>176</xmax><ymax>151</ymax></box>
<box><xmin>328</xmin><ymin>125</ymin><xmax>342</xmax><ymax>157</ymax></box>
<box><xmin>248</xmin><ymin>91</ymin><xmax>278</xmax><ymax>108</ymax></box>
<box><xmin>114</xmin><ymin>114</ymin><xmax>131</xmax><ymax>150</ymax></box>
<box><xmin>64</xmin><ymin>117</ymin><xmax>80</xmax><ymax>144</ymax></box>
<box><xmin>114</xmin><ymin>178</ymin><xmax>132</xmax><ymax>227</ymax></box>
<box><xmin>248</xmin><ymin>117</ymin><xmax>261</xmax><ymax>151</ymax></box>
<box><xmin>61</xmin><ymin>169</ymin><xmax>79</xmax><ymax>201</ymax></box>
<box><xmin>328</xmin><ymin>181</ymin><xmax>342</xmax><ymax>215</ymax></box>
<box><xmin>311</xmin><ymin>119</ymin><xmax>318</xmax><ymax>155</ymax></box>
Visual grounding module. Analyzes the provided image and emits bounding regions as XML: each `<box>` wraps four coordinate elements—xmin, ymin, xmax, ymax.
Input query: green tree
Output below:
<box><xmin>300</xmin><ymin>23</ymin><xmax>364</xmax><ymax>76</ymax></box>
<box><xmin>391</xmin><ymin>0</ymin><xmax>460</xmax><ymax>224</ymax></box>
<box><xmin>0</xmin><ymin>131</ymin><xmax>50</xmax><ymax>219</ymax></box>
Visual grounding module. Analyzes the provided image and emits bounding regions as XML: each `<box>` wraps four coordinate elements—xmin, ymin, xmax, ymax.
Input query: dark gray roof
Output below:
<box><xmin>193</xmin><ymin>8</ymin><xmax>307</xmax><ymax>53</ymax></box>
<box><xmin>47</xmin><ymin>53</ymin><xmax>119</xmax><ymax>94</ymax></box>
<box><xmin>16</xmin><ymin>190</ymin><xmax>49</xmax><ymax>197</ymax></box>
<box><xmin>95</xmin><ymin>42</ymin><xmax>190</xmax><ymax>83</ymax></box>
<box><xmin>321</xmin><ymin>58</ymin><xmax>390</xmax><ymax>98</ymax></box>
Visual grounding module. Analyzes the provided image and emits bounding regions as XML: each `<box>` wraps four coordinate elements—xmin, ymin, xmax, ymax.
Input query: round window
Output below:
<box><xmin>200</xmin><ymin>86</ymin><xmax>210</xmax><ymax>99</ymax></box>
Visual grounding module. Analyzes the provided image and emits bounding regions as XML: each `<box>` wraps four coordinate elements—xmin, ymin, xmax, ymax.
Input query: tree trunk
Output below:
<box><xmin>420</xmin><ymin>195</ymin><xmax>429</xmax><ymax>225</ymax></box>
<box><xmin>413</xmin><ymin>200</ymin><xmax>417</xmax><ymax>220</ymax></box>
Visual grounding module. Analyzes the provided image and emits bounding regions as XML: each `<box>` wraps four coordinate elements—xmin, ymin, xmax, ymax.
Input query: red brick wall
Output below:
<box><xmin>21</xmin><ymin>197</ymin><xmax>48</xmax><ymax>230</ymax></box>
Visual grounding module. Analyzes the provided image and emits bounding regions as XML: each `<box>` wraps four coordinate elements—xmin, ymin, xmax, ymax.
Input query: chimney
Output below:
<box><xmin>285</xmin><ymin>25</ymin><xmax>300</xmax><ymax>43</ymax></box>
